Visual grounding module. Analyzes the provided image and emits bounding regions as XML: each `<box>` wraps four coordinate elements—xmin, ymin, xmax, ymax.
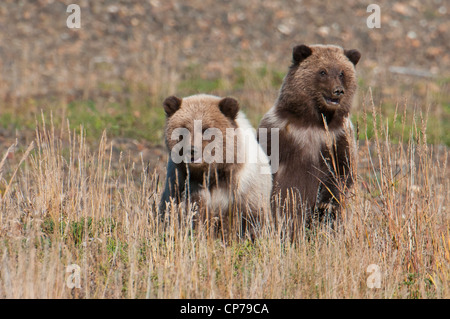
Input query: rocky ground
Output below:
<box><xmin>0</xmin><ymin>0</ymin><xmax>447</xmax><ymax>99</ymax></box>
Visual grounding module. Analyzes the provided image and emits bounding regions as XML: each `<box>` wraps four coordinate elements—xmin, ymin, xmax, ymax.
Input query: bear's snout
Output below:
<box><xmin>189</xmin><ymin>146</ymin><xmax>202</xmax><ymax>163</ymax></box>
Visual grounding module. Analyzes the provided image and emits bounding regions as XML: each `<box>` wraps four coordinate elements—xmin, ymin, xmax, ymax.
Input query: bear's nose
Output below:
<box><xmin>332</xmin><ymin>87</ymin><xmax>345</xmax><ymax>97</ymax></box>
<box><xmin>189</xmin><ymin>146</ymin><xmax>203</xmax><ymax>163</ymax></box>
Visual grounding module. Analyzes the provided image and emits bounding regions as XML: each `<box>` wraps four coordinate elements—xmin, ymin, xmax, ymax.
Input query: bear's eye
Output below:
<box><xmin>319</xmin><ymin>70</ymin><xmax>327</xmax><ymax>76</ymax></box>
<box><xmin>339</xmin><ymin>71</ymin><xmax>344</xmax><ymax>78</ymax></box>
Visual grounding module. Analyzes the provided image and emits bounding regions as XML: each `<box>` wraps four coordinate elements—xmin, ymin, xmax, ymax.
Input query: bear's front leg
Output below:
<box><xmin>159</xmin><ymin>157</ymin><xmax>187</xmax><ymax>217</ymax></box>
<box><xmin>313</xmin><ymin>133</ymin><xmax>354</xmax><ymax>228</ymax></box>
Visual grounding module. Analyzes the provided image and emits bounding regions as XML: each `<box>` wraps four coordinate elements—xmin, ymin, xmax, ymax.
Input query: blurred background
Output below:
<box><xmin>0</xmin><ymin>1</ymin><xmax>448</xmax><ymax>299</ymax></box>
<box><xmin>0</xmin><ymin>0</ymin><xmax>448</xmax><ymax>161</ymax></box>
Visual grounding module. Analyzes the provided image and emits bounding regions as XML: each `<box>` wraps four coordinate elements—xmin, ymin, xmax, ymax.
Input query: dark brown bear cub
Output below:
<box><xmin>258</xmin><ymin>44</ymin><xmax>360</xmax><ymax>229</ymax></box>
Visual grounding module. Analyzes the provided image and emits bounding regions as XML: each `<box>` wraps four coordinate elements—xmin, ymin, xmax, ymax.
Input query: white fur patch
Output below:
<box><xmin>200</xmin><ymin>187</ymin><xmax>230</xmax><ymax>214</ymax></box>
<box><xmin>234</xmin><ymin>112</ymin><xmax>272</xmax><ymax>209</ymax></box>
<box><xmin>289</xmin><ymin>126</ymin><xmax>329</xmax><ymax>161</ymax></box>
<box><xmin>197</xmin><ymin>111</ymin><xmax>272</xmax><ymax>215</ymax></box>
<box><xmin>235</xmin><ymin>112</ymin><xmax>271</xmax><ymax>172</ymax></box>
<box><xmin>264</xmin><ymin>106</ymin><xmax>353</xmax><ymax>162</ymax></box>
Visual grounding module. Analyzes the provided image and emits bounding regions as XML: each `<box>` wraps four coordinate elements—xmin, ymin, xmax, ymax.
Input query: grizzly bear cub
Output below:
<box><xmin>159</xmin><ymin>94</ymin><xmax>272</xmax><ymax>238</ymax></box>
<box><xmin>258</xmin><ymin>44</ymin><xmax>360</xmax><ymax>228</ymax></box>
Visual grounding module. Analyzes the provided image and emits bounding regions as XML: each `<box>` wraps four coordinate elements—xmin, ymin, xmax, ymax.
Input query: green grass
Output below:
<box><xmin>0</xmin><ymin>64</ymin><xmax>448</xmax><ymax>149</ymax></box>
<box><xmin>64</xmin><ymin>99</ymin><xmax>166</xmax><ymax>144</ymax></box>
<box><xmin>353</xmin><ymin>100</ymin><xmax>450</xmax><ymax>146</ymax></box>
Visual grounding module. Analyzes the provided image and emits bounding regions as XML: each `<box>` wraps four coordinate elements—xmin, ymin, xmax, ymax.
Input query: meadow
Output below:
<box><xmin>0</xmin><ymin>68</ymin><xmax>448</xmax><ymax>298</ymax></box>
<box><xmin>0</xmin><ymin>0</ymin><xmax>448</xmax><ymax>299</ymax></box>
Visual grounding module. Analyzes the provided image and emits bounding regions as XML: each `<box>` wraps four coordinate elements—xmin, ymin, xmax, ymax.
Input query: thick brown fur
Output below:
<box><xmin>258</xmin><ymin>44</ymin><xmax>360</xmax><ymax>230</ymax></box>
<box><xmin>164</xmin><ymin>94</ymin><xmax>241</xmax><ymax>181</ymax></box>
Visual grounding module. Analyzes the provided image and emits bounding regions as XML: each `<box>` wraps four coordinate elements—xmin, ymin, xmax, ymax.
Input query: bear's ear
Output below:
<box><xmin>219</xmin><ymin>97</ymin><xmax>239</xmax><ymax>120</ymax></box>
<box><xmin>292</xmin><ymin>44</ymin><xmax>312</xmax><ymax>65</ymax></box>
<box><xmin>163</xmin><ymin>96</ymin><xmax>182</xmax><ymax>117</ymax></box>
<box><xmin>344</xmin><ymin>49</ymin><xmax>361</xmax><ymax>66</ymax></box>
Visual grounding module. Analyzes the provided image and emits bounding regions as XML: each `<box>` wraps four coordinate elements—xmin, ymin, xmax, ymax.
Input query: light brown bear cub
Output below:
<box><xmin>258</xmin><ymin>44</ymin><xmax>360</xmax><ymax>228</ymax></box>
<box><xmin>160</xmin><ymin>94</ymin><xmax>272</xmax><ymax>238</ymax></box>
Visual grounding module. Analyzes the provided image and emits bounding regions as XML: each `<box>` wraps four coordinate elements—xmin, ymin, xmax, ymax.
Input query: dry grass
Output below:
<box><xmin>0</xmin><ymin>0</ymin><xmax>447</xmax><ymax>300</ymax></box>
<box><xmin>0</xmin><ymin>91</ymin><xmax>448</xmax><ymax>299</ymax></box>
